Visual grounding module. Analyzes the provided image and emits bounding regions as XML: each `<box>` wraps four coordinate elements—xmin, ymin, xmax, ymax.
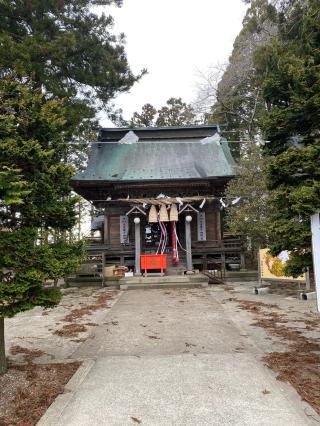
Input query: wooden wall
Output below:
<box><xmin>109</xmin><ymin>215</ymin><xmax>120</xmax><ymax>246</ymax></box>
<box><xmin>189</xmin><ymin>206</ymin><xmax>221</xmax><ymax>243</ymax></box>
<box><xmin>205</xmin><ymin>208</ymin><xmax>221</xmax><ymax>241</ymax></box>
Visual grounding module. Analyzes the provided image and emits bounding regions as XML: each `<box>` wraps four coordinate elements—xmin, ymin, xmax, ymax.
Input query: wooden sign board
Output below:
<box><xmin>120</xmin><ymin>215</ymin><xmax>129</xmax><ymax>244</ymax></box>
<box><xmin>197</xmin><ymin>212</ymin><xmax>206</xmax><ymax>241</ymax></box>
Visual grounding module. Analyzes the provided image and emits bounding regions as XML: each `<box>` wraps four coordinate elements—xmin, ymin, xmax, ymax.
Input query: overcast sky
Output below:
<box><xmin>99</xmin><ymin>0</ymin><xmax>248</xmax><ymax>125</ymax></box>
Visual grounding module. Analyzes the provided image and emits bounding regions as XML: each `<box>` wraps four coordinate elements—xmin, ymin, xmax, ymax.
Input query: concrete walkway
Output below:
<box><xmin>38</xmin><ymin>288</ymin><xmax>315</xmax><ymax>426</ymax></box>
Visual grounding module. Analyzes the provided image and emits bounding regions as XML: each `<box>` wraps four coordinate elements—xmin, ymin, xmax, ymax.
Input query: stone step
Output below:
<box><xmin>66</xmin><ymin>276</ymin><xmax>120</xmax><ymax>288</ymax></box>
<box><xmin>121</xmin><ymin>276</ymin><xmax>189</xmax><ymax>284</ymax></box>
<box><xmin>66</xmin><ymin>274</ymin><xmax>209</xmax><ymax>289</ymax></box>
<box><xmin>120</xmin><ymin>281</ymin><xmax>209</xmax><ymax>290</ymax></box>
<box><xmin>225</xmin><ymin>271</ymin><xmax>258</xmax><ymax>282</ymax></box>
<box><xmin>120</xmin><ymin>274</ymin><xmax>208</xmax><ymax>285</ymax></box>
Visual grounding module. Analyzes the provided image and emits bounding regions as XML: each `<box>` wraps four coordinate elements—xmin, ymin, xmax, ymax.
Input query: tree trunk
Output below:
<box><xmin>78</xmin><ymin>201</ymin><xmax>81</xmax><ymax>241</ymax></box>
<box><xmin>0</xmin><ymin>318</ymin><xmax>6</xmax><ymax>375</ymax></box>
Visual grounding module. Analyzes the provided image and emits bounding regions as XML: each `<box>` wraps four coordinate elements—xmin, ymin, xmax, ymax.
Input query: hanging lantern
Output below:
<box><xmin>169</xmin><ymin>203</ymin><xmax>178</xmax><ymax>222</ymax></box>
<box><xmin>159</xmin><ymin>204</ymin><xmax>169</xmax><ymax>222</ymax></box>
<box><xmin>148</xmin><ymin>205</ymin><xmax>158</xmax><ymax>223</ymax></box>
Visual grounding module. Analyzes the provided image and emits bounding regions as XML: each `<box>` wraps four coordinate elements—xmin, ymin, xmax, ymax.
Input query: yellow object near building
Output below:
<box><xmin>259</xmin><ymin>248</ymin><xmax>305</xmax><ymax>281</ymax></box>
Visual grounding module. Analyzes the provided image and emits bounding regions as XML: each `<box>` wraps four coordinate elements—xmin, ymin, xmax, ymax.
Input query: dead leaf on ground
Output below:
<box><xmin>0</xmin><ymin>362</ymin><xmax>80</xmax><ymax>426</ymax></box>
<box><xmin>147</xmin><ymin>335</ymin><xmax>160</xmax><ymax>340</ymax></box>
<box><xmin>10</xmin><ymin>346</ymin><xmax>46</xmax><ymax>363</ymax></box>
<box><xmin>53</xmin><ymin>323</ymin><xmax>87</xmax><ymax>337</ymax></box>
<box><xmin>131</xmin><ymin>416</ymin><xmax>142</xmax><ymax>423</ymax></box>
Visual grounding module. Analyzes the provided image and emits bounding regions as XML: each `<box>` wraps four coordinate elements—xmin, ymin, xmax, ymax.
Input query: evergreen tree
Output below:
<box><xmin>0</xmin><ymin>1</ymin><xmax>142</xmax><ymax>373</ymax></box>
<box><xmin>156</xmin><ymin>98</ymin><xmax>197</xmax><ymax>126</ymax></box>
<box><xmin>0</xmin><ymin>1</ymin><xmax>143</xmax><ymax>105</ymax></box>
<box><xmin>255</xmin><ymin>0</ymin><xmax>320</xmax><ymax>275</ymax></box>
<box><xmin>116</xmin><ymin>97</ymin><xmax>198</xmax><ymax>127</ymax></box>
<box><xmin>0</xmin><ymin>0</ymin><xmax>145</xmax><ymax>166</ymax></box>
<box><xmin>225</xmin><ymin>143</ymin><xmax>272</xmax><ymax>251</ymax></box>
<box><xmin>0</xmin><ymin>76</ymin><xmax>84</xmax><ymax>374</ymax></box>
<box><xmin>130</xmin><ymin>104</ymin><xmax>157</xmax><ymax>127</ymax></box>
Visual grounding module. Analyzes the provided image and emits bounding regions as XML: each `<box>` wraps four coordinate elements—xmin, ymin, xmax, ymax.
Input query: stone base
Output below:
<box><xmin>300</xmin><ymin>291</ymin><xmax>316</xmax><ymax>300</ymax></box>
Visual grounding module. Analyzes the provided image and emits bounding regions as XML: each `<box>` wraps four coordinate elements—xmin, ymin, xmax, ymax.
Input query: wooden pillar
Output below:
<box><xmin>216</xmin><ymin>208</ymin><xmax>222</xmax><ymax>242</ymax></box>
<box><xmin>134</xmin><ymin>217</ymin><xmax>141</xmax><ymax>275</ymax></box>
<box><xmin>185</xmin><ymin>215</ymin><xmax>193</xmax><ymax>273</ymax></box>
<box><xmin>103</xmin><ymin>209</ymin><xmax>109</xmax><ymax>244</ymax></box>
<box><xmin>221</xmin><ymin>252</ymin><xmax>226</xmax><ymax>272</ymax></box>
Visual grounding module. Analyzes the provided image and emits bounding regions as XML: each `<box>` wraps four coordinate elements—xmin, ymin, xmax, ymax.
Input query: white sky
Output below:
<box><xmin>99</xmin><ymin>0</ymin><xmax>248</xmax><ymax>125</ymax></box>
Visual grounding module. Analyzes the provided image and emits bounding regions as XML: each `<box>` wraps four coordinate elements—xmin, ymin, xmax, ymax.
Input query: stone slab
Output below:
<box><xmin>49</xmin><ymin>354</ymin><xmax>313</xmax><ymax>426</ymax></box>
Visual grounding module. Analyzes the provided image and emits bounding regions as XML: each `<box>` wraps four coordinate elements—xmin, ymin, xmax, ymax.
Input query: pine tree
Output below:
<box><xmin>115</xmin><ymin>98</ymin><xmax>198</xmax><ymax>127</ymax></box>
<box><xmin>0</xmin><ymin>0</ymin><xmax>145</xmax><ymax>166</ymax></box>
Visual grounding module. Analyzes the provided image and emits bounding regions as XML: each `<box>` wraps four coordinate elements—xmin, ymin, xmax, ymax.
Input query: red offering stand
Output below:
<box><xmin>141</xmin><ymin>254</ymin><xmax>167</xmax><ymax>276</ymax></box>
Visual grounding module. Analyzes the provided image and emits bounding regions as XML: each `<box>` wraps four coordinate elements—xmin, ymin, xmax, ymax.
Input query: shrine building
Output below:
<box><xmin>71</xmin><ymin>125</ymin><xmax>244</xmax><ymax>276</ymax></box>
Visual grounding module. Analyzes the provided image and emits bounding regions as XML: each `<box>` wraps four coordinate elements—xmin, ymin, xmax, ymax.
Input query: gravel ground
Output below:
<box><xmin>4</xmin><ymin>287</ymin><xmax>121</xmax><ymax>363</ymax></box>
<box><xmin>0</xmin><ymin>286</ymin><xmax>122</xmax><ymax>426</ymax></box>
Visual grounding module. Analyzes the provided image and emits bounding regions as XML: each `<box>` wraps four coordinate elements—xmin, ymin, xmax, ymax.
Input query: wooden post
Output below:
<box><xmin>185</xmin><ymin>215</ymin><xmax>193</xmax><ymax>273</ymax></box>
<box><xmin>306</xmin><ymin>267</ymin><xmax>311</xmax><ymax>292</ymax></box>
<box><xmin>102</xmin><ymin>252</ymin><xmax>105</xmax><ymax>287</ymax></box>
<box><xmin>0</xmin><ymin>318</ymin><xmax>6</xmax><ymax>375</ymax></box>
<box><xmin>257</xmin><ymin>247</ymin><xmax>262</xmax><ymax>286</ymax></box>
<box><xmin>240</xmin><ymin>252</ymin><xmax>245</xmax><ymax>270</ymax></box>
<box><xmin>221</xmin><ymin>252</ymin><xmax>226</xmax><ymax>272</ymax></box>
<box><xmin>134</xmin><ymin>217</ymin><xmax>141</xmax><ymax>275</ymax></box>
<box><xmin>103</xmin><ymin>209</ymin><xmax>109</xmax><ymax>244</ymax></box>
<box><xmin>311</xmin><ymin>211</ymin><xmax>320</xmax><ymax>311</ymax></box>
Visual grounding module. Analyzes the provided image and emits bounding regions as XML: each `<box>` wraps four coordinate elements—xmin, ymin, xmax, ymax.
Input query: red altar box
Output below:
<box><xmin>141</xmin><ymin>254</ymin><xmax>167</xmax><ymax>276</ymax></box>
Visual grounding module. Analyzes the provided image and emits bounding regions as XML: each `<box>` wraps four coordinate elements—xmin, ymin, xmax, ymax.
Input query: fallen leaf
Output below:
<box><xmin>131</xmin><ymin>416</ymin><xmax>142</xmax><ymax>423</ymax></box>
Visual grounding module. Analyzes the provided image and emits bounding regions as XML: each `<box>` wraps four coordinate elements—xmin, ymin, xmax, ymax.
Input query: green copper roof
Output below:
<box><xmin>73</xmin><ymin>137</ymin><xmax>235</xmax><ymax>183</ymax></box>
